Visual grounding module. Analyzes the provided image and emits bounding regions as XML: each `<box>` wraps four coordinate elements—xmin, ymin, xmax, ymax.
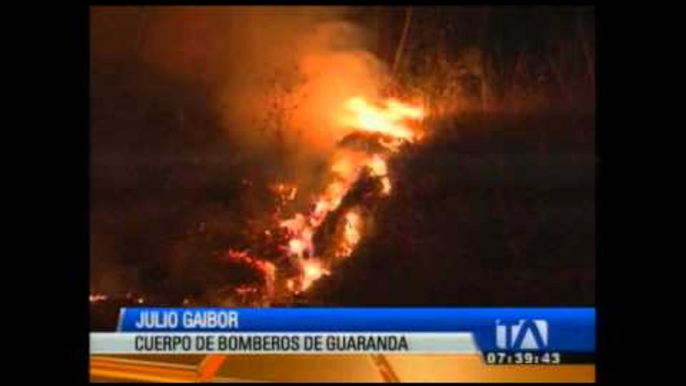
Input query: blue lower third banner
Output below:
<box><xmin>96</xmin><ymin>308</ymin><xmax>594</xmax><ymax>354</ymax></box>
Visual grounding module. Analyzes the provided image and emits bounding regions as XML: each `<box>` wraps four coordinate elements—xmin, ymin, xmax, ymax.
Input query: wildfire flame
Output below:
<box><xmin>271</xmin><ymin>182</ymin><xmax>298</xmax><ymax>201</ymax></box>
<box><xmin>341</xmin><ymin>97</ymin><xmax>424</xmax><ymax>141</ymax></box>
<box><xmin>300</xmin><ymin>259</ymin><xmax>331</xmax><ymax>292</ymax></box>
<box><xmin>215</xmin><ymin>96</ymin><xmax>425</xmax><ymax>304</ymax></box>
<box><xmin>278</xmin><ymin>96</ymin><xmax>425</xmax><ymax>294</ymax></box>
<box><xmin>337</xmin><ymin>209</ymin><xmax>362</xmax><ymax>258</ymax></box>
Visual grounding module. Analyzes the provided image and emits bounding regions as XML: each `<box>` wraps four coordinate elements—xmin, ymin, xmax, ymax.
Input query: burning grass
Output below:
<box><xmin>206</xmin><ymin>96</ymin><xmax>427</xmax><ymax>305</ymax></box>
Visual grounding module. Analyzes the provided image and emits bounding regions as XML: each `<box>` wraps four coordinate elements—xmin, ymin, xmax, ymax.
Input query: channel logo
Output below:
<box><xmin>495</xmin><ymin>319</ymin><xmax>549</xmax><ymax>350</ymax></box>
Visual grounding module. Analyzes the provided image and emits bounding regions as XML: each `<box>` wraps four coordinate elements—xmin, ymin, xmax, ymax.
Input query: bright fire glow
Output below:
<box><xmin>300</xmin><ymin>259</ymin><xmax>330</xmax><ymax>291</ymax></box>
<box><xmin>341</xmin><ymin>97</ymin><xmax>425</xmax><ymax>141</ymax></box>
<box><xmin>289</xmin><ymin>239</ymin><xmax>306</xmax><ymax>257</ymax></box>
<box><xmin>219</xmin><ymin>96</ymin><xmax>425</xmax><ymax>302</ymax></box>
<box><xmin>367</xmin><ymin>154</ymin><xmax>388</xmax><ymax>176</ymax></box>
<box><xmin>277</xmin><ymin>96</ymin><xmax>425</xmax><ymax>294</ymax></box>
<box><xmin>337</xmin><ymin>210</ymin><xmax>362</xmax><ymax>258</ymax></box>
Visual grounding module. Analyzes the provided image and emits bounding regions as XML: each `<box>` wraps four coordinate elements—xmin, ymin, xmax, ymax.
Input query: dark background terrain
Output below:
<box><xmin>91</xmin><ymin>7</ymin><xmax>595</xmax><ymax>325</ymax></box>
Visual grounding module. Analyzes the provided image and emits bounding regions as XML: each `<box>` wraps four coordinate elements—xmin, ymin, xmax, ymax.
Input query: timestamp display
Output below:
<box><xmin>483</xmin><ymin>351</ymin><xmax>562</xmax><ymax>365</ymax></box>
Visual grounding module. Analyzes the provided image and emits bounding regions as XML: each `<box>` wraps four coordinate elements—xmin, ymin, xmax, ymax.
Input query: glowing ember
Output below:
<box><xmin>367</xmin><ymin>154</ymin><xmax>392</xmax><ymax>195</ymax></box>
<box><xmin>222</xmin><ymin>249</ymin><xmax>276</xmax><ymax>275</ymax></box>
<box><xmin>271</xmin><ymin>182</ymin><xmax>298</xmax><ymax>201</ymax></box>
<box><xmin>380</xmin><ymin>177</ymin><xmax>392</xmax><ymax>195</ymax></box>
<box><xmin>281</xmin><ymin>214</ymin><xmax>307</xmax><ymax>234</ymax></box>
<box><xmin>300</xmin><ymin>259</ymin><xmax>330</xmax><ymax>291</ymax></box>
<box><xmin>235</xmin><ymin>285</ymin><xmax>259</xmax><ymax>295</ymax></box>
<box><xmin>89</xmin><ymin>293</ymin><xmax>108</xmax><ymax>303</ymax></box>
<box><xmin>337</xmin><ymin>210</ymin><xmax>362</xmax><ymax>258</ymax></box>
<box><xmin>289</xmin><ymin>239</ymin><xmax>306</xmax><ymax>257</ymax></box>
<box><xmin>367</xmin><ymin>154</ymin><xmax>388</xmax><ymax>177</ymax></box>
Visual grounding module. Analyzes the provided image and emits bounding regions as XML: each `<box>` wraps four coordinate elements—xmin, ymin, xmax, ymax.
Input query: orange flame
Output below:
<box><xmin>276</xmin><ymin>96</ymin><xmax>425</xmax><ymax>295</ymax></box>
<box><xmin>300</xmin><ymin>259</ymin><xmax>330</xmax><ymax>291</ymax></box>
<box><xmin>337</xmin><ymin>209</ymin><xmax>362</xmax><ymax>258</ymax></box>
<box><xmin>341</xmin><ymin>96</ymin><xmax>425</xmax><ymax>142</ymax></box>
